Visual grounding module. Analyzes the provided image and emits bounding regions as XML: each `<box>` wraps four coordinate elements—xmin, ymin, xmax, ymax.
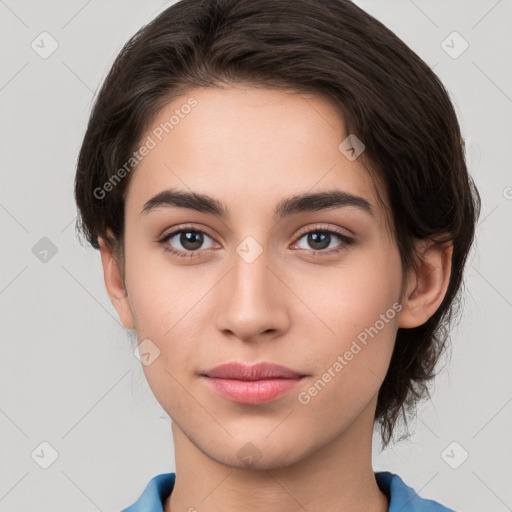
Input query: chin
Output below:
<box><xmin>207</xmin><ymin>438</ymin><xmax>309</xmax><ymax>472</ymax></box>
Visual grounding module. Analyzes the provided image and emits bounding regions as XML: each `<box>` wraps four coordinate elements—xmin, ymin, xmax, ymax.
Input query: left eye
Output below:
<box><xmin>294</xmin><ymin>230</ymin><xmax>353</xmax><ymax>252</ymax></box>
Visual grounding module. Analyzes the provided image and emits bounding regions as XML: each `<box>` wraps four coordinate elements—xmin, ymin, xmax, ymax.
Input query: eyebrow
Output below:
<box><xmin>141</xmin><ymin>187</ymin><xmax>373</xmax><ymax>218</ymax></box>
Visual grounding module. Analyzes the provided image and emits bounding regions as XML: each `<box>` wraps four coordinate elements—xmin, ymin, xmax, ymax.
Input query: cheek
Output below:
<box><xmin>123</xmin><ymin>233</ymin><xmax>201</xmax><ymax>336</ymax></box>
<box><xmin>127</xmin><ymin>262</ymin><xmax>215</xmax><ymax>416</ymax></box>
<box><xmin>292</xmin><ymin>263</ymin><xmax>401</xmax><ymax>433</ymax></box>
<box><xmin>296</xmin><ymin>244</ymin><xmax>402</xmax><ymax>343</ymax></box>
<box><xmin>123</xmin><ymin>242</ymin><xmax>219</xmax><ymax>385</ymax></box>
<box><xmin>291</xmin><ymin>244</ymin><xmax>402</xmax><ymax>393</ymax></box>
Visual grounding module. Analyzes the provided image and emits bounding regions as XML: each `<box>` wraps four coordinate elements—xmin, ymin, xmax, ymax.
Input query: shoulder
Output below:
<box><xmin>375</xmin><ymin>471</ymin><xmax>456</xmax><ymax>512</ymax></box>
<box><xmin>120</xmin><ymin>473</ymin><xmax>175</xmax><ymax>512</ymax></box>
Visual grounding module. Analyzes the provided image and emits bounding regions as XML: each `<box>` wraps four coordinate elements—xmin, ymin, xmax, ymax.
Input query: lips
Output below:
<box><xmin>202</xmin><ymin>362</ymin><xmax>305</xmax><ymax>380</ymax></box>
<box><xmin>201</xmin><ymin>362</ymin><xmax>307</xmax><ymax>405</ymax></box>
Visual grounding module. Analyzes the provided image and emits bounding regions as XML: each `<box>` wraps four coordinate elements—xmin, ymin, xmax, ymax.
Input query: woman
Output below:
<box><xmin>74</xmin><ymin>0</ymin><xmax>480</xmax><ymax>510</ymax></box>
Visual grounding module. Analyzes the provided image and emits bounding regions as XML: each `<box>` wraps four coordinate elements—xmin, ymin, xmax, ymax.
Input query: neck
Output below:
<box><xmin>164</xmin><ymin>399</ymin><xmax>389</xmax><ymax>512</ymax></box>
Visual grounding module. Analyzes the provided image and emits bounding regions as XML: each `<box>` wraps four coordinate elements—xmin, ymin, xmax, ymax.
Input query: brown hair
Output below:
<box><xmin>74</xmin><ymin>0</ymin><xmax>481</xmax><ymax>447</ymax></box>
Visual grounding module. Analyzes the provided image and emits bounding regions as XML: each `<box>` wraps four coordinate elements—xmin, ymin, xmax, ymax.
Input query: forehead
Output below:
<box><xmin>125</xmin><ymin>85</ymin><xmax>388</xmax><ymax>222</ymax></box>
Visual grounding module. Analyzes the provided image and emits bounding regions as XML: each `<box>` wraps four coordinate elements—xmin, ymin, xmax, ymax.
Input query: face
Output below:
<box><xmin>109</xmin><ymin>85</ymin><xmax>407</xmax><ymax>469</ymax></box>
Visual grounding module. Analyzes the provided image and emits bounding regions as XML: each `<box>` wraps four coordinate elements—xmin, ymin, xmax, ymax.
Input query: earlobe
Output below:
<box><xmin>397</xmin><ymin>239</ymin><xmax>453</xmax><ymax>329</ymax></box>
<box><xmin>98</xmin><ymin>235</ymin><xmax>135</xmax><ymax>330</ymax></box>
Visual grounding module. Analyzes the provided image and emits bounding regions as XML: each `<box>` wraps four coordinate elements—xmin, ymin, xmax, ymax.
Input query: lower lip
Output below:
<box><xmin>203</xmin><ymin>376</ymin><xmax>304</xmax><ymax>405</ymax></box>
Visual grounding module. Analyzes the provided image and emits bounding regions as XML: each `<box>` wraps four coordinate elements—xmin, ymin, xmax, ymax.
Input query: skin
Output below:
<box><xmin>99</xmin><ymin>85</ymin><xmax>452</xmax><ymax>512</ymax></box>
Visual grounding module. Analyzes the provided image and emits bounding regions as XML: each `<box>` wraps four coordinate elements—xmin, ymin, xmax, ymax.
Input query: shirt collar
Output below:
<box><xmin>122</xmin><ymin>471</ymin><xmax>455</xmax><ymax>511</ymax></box>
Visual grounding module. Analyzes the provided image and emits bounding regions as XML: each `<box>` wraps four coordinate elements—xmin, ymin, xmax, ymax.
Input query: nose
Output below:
<box><xmin>214</xmin><ymin>245</ymin><xmax>290</xmax><ymax>342</ymax></box>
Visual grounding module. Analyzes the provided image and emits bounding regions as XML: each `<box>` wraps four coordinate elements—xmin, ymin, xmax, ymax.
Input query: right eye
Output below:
<box><xmin>158</xmin><ymin>227</ymin><xmax>217</xmax><ymax>258</ymax></box>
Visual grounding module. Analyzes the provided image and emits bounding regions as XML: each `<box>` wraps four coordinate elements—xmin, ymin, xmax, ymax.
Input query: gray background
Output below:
<box><xmin>1</xmin><ymin>0</ymin><xmax>511</xmax><ymax>511</ymax></box>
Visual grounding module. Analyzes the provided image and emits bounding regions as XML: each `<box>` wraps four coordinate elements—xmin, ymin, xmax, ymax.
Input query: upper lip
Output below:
<box><xmin>202</xmin><ymin>362</ymin><xmax>305</xmax><ymax>380</ymax></box>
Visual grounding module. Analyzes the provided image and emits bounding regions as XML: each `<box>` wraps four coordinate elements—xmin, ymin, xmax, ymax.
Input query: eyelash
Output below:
<box><xmin>157</xmin><ymin>224</ymin><xmax>355</xmax><ymax>259</ymax></box>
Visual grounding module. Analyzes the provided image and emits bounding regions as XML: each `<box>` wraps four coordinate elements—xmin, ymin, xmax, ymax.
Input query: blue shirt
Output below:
<box><xmin>120</xmin><ymin>471</ymin><xmax>456</xmax><ymax>511</ymax></box>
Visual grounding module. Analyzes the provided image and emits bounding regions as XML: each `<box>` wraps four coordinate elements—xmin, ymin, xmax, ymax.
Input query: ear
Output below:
<box><xmin>98</xmin><ymin>235</ymin><xmax>135</xmax><ymax>330</ymax></box>
<box><xmin>397</xmin><ymin>238</ymin><xmax>453</xmax><ymax>329</ymax></box>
